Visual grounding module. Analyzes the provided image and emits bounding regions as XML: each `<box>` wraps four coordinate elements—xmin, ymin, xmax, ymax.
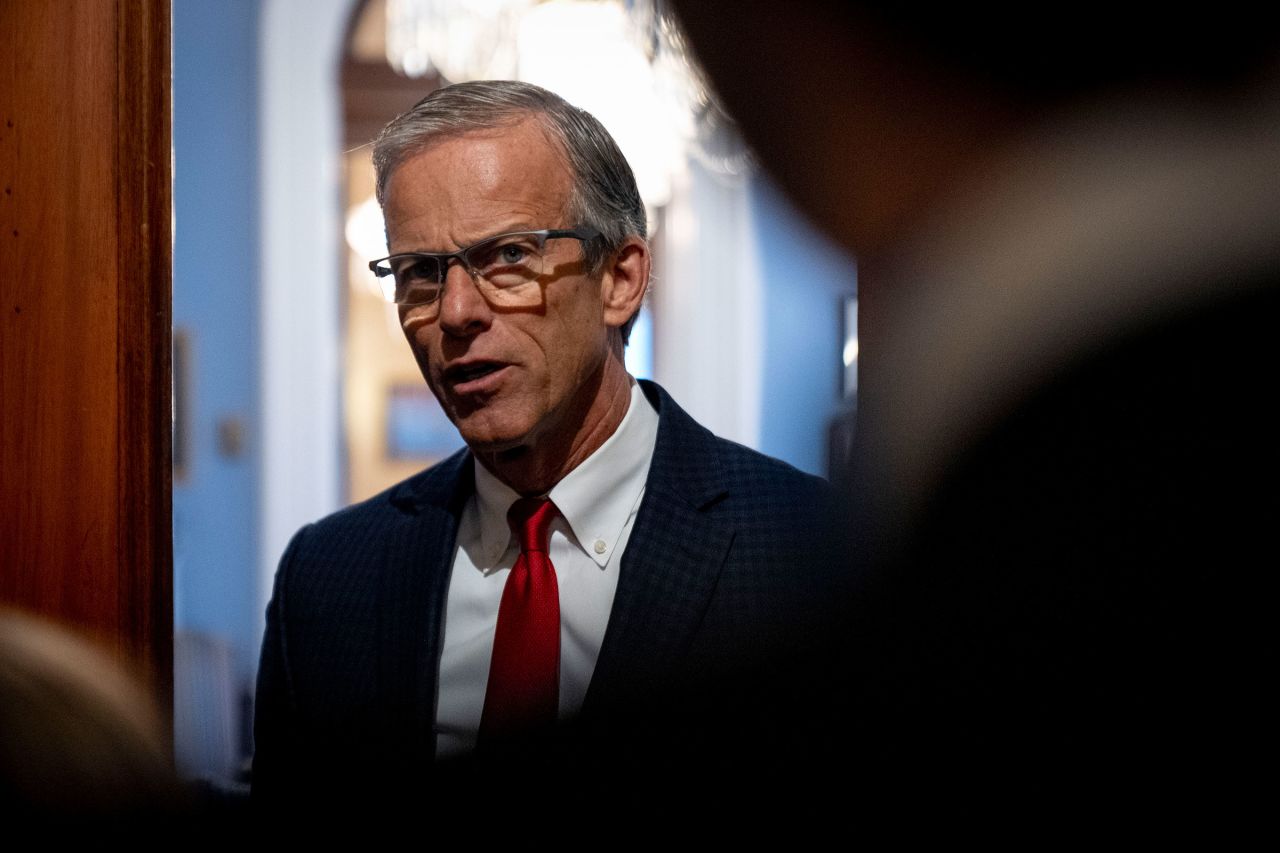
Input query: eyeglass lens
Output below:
<box><xmin>385</xmin><ymin>232</ymin><xmax>551</xmax><ymax>306</ymax></box>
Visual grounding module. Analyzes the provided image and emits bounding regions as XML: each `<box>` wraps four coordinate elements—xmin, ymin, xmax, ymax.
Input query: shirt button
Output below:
<box><xmin>594</xmin><ymin>539</ymin><xmax>607</xmax><ymax>555</ymax></box>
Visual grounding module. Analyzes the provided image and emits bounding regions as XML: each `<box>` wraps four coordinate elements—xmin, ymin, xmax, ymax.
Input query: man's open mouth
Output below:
<box><xmin>447</xmin><ymin>362</ymin><xmax>505</xmax><ymax>385</ymax></box>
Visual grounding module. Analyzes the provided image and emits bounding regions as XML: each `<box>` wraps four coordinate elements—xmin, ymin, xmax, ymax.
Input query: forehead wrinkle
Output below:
<box><xmin>383</xmin><ymin>119</ymin><xmax>575</xmax><ymax>254</ymax></box>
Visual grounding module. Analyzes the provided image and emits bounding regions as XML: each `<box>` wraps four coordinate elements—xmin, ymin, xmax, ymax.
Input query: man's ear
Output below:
<box><xmin>601</xmin><ymin>237</ymin><xmax>651</xmax><ymax>330</ymax></box>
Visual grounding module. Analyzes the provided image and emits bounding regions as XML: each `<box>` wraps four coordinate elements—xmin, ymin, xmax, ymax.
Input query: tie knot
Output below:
<box><xmin>508</xmin><ymin>497</ymin><xmax>557</xmax><ymax>554</ymax></box>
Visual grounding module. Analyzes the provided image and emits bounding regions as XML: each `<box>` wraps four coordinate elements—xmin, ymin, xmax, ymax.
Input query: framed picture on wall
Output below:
<box><xmin>385</xmin><ymin>384</ymin><xmax>463</xmax><ymax>460</ymax></box>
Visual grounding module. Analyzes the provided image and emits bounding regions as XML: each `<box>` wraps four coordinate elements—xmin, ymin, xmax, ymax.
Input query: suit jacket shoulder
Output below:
<box><xmin>253</xmin><ymin>448</ymin><xmax>473</xmax><ymax>800</ymax></box>
<box><xmin>265</xmin><ymin>446</ymin><xmax>472</xmax><ymax>686</ymax></box>
<box><xmin>585</xmin><ymin>381</ymin><xmax>834</xmax><ymax>712</ymax></box>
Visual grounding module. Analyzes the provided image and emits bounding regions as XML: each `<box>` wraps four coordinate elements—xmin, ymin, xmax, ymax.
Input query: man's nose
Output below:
<box><xmin>436</xmin><ymin>260</ymin><xmax>492</xmax><ymax>337</ymax></box>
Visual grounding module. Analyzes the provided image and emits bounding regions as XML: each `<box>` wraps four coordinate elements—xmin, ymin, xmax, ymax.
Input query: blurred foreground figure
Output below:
<box><xmin>0</xmin><ymin>609</ymin><xmax>187</xmax><ymax>830</ymax></box>
<box><xmin>675</xmin><ymin>2</ymin><xmax>1278</xmax><ymax>816</ymax></box>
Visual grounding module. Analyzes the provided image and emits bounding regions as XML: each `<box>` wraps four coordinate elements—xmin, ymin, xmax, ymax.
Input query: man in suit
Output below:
<box><xmin>251</xmin><ymin>81</ymin><xmax>831</xmax><ymax>813</ymax></box>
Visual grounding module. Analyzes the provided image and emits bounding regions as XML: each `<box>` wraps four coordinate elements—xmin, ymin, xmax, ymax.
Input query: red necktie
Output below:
<box><xmin>478</xmin><ymin>497</ymin><xmax>560</xmax><ymax>742</ymax></box>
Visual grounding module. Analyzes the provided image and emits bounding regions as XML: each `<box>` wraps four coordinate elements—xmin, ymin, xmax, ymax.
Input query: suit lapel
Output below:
<box><xmin>584</xmin><ymin>381</ymin><xmax>735</xmax><ymax>714</ymax></box>
<box><xmin>371</xmin><ymin>383</ymin><xmax>736</xmax><ymax>744</ymax></box>
<box><xmin>377</xmin><ymin>448</ymin><xmax>473</xmax><ymax>763</ymax></box>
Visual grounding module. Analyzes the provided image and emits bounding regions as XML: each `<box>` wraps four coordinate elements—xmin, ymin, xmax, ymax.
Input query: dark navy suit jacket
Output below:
<box><xmin>252</xmin><ymin>380</ymin><xmax>833</xmax><ymax>805</ymax></box>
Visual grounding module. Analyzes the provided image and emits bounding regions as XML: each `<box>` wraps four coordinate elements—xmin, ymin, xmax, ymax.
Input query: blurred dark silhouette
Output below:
<box><xmin>673</xmin><ymin>0</ymin><xmax>1279</xmax><ymax>819</ymax></box>
<box><xmin>0</xmin><ymin>608</ymin><xmax>192</xmax><ymax>833</ymax></box>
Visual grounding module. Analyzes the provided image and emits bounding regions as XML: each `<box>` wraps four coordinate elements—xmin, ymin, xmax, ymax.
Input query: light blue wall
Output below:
<box><xmin>172</xmin><ymin>0</ymin><xmax>262</xmax><ymax>688</ymax></box>
<box><xmin>751</xmin><ymin>176</ymin><xmax>855</xmax><ymax>477</ymax></box>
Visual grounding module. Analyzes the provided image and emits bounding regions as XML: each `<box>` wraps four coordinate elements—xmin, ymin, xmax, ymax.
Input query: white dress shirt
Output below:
<box><xmin>434</xmin><ymin>380</ymin><xmax>660</xmax><ymax>758</ymax></box>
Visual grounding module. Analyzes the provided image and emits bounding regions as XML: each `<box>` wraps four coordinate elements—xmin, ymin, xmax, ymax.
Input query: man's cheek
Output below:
<box><xmin>410</xmin><ymin>344</ymin><xmax>444</xmax><ymax>399</ymax></box>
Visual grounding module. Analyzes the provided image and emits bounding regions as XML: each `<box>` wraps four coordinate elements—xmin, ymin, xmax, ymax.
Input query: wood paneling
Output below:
<box><xmin>0</xmin><ymin>1</ymin><xmax>172</xmax><ymax>702</ymax></box>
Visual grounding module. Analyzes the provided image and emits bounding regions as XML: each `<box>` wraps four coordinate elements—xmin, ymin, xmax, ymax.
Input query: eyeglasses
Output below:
<box><xmin>368</xmin><ymin>227</ymin><xmax>602</xmax><ymax>308</ymax></box>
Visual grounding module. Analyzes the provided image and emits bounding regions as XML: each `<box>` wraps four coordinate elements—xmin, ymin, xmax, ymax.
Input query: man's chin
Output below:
<box><xmin>456</xmin><ymin>426</ymin><xmax>531</xmax><ymax>459</ymax></box>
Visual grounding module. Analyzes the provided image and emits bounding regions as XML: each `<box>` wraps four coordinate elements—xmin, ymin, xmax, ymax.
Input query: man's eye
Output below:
<box><xmin>408</xmin><ymin>260</ymin><xmax>435</xmax><ymax>279</ymax></box>
<box><xmin>497</xmin><ymin>244</ymin><xmax>529</xmax><ymax>264</ymax></box>
<box><xmin>475</xmin><ymin>238</ymin><xmax>539</xmax><ymax>269</ymax></box>
<box><xmin>398</xmin><ymin>257</ymin><xmax>441</xmax><ymax>281</ymax></box>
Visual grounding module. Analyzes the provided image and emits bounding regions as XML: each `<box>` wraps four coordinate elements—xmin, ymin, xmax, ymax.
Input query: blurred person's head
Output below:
<box><xmin>671</xmin><ymin>1</ymin><xmax>1280</xmax><ymax>262</ymax></box>
<box><xmin>0</xmin><ymin>608</ymin><xmax>186</xmax><ymax>823</ymax></box>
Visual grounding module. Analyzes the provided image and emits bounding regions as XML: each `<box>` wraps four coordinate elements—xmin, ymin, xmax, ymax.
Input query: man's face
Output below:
<box><xmin>383</xmin><ymin>118</ymin><xmax>614</xmax><ymax>455</ymax></box>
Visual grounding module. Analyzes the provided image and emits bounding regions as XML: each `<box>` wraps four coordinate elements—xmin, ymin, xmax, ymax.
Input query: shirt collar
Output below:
<box><xmin>472</xmin><ymin>379</ymin><xmax>660</xmax><ymax>568</ymax></box>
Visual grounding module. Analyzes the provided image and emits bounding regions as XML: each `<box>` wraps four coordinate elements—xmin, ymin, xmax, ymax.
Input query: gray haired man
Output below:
<box><xmin>252</xmin><ymin>81</ymin><xmax>831</xmax><ymax>810</ymax></box>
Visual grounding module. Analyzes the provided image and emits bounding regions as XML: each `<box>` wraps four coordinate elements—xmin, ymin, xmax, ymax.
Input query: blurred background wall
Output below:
<box><xmin>172</xmin><ymin>0</ymin><xmax>264</xmax><ymax>781</ymax></box>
